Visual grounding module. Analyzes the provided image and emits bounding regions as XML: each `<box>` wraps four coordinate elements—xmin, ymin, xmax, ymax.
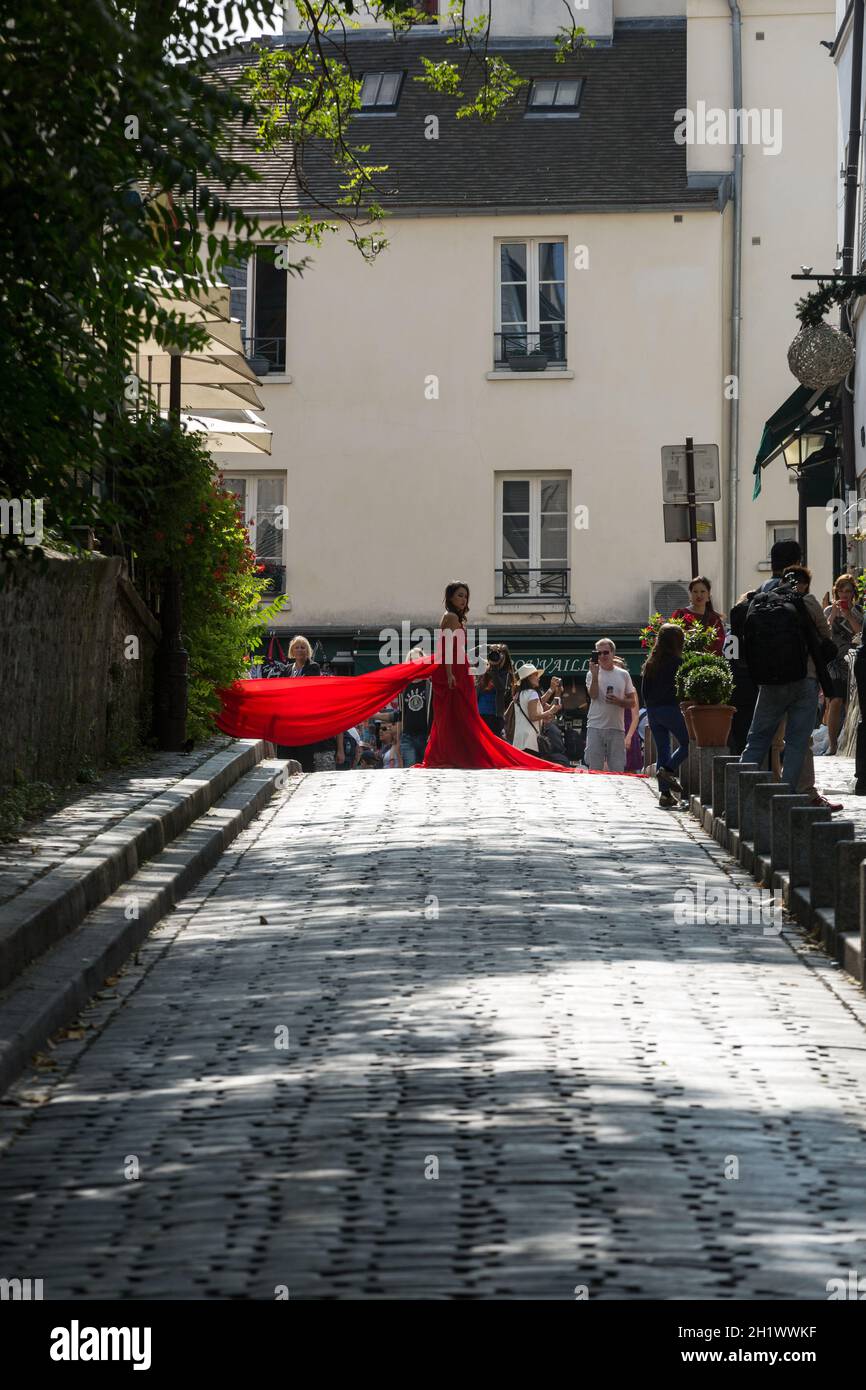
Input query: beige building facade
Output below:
<box><xmin>215</xmin><ymin>0</ymin><xmax>838</xmax><ymax>670</ymax></box>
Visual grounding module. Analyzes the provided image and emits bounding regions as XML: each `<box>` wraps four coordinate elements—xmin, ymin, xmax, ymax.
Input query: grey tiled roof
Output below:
<box><xmin>209</xmin><ymin>25</ymin><xmax>719</xmax><ymax>216</ymax></box>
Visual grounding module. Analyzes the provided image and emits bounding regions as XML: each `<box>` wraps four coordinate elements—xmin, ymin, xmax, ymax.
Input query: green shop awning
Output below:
<box><xmin>352</xmin><ymin>632</ymin><xmax>646</xmax><ymax>679</ymax></box>
<box><xmin>753</xmin><ymin>385</ymin><xmax>832</xmax><ymax>498</ymax></box>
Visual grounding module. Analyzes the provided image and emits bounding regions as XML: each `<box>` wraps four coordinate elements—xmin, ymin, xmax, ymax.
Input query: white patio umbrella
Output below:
<box><xmin>131</xmin><ymin>274</ymin><xmax>267</xmax><ymax>416</ymax></box>
<box><xmin>180</xmin><ymin>409</ymin><xmax>273</xmax><ymax>456</ymax></box>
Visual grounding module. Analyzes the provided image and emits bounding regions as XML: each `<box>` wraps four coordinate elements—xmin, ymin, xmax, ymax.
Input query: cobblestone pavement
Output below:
<box><xmin>0</xmin><ymin>738</ymin><xmax>231</xmax><ymax>907</ymax></box>
<box><xmin>2</xmin><ymin>768</ymin><xmax>866</xmax><ymax>1301</ymax></box>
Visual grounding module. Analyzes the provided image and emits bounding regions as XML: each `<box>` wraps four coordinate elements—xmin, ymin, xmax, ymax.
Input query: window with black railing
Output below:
<box><xmin>495</xmin><ymin>239</ymin><xmax>566</xmax><ymax>371</ymax></box>
<box><xmin>241</xmin><ymin>334</ymin><xmax>287</xmax><ymax>373</ymax></box>
<box><xmin>223</xmin><ymin>475</ymin><xmax>287</xmax><ymax>597</ymax></box>
<box><xmin>496</xmin><ymin>566</ymin><xmax>570</xmax><ymax>599</ymax></box>
<box><xmin>222</xmin><ymin>248</ymin><xmax>288</xmax><ymax>375</ymax></box>
<box><xmin>494</xmin><ymin>328</ymin><xmax>567</xmax><ymax>371</ymax></box>
<box><xmin>497</xmin><ymin>476</ymin><xmax>569</xmax><ymax>600</ymax></box>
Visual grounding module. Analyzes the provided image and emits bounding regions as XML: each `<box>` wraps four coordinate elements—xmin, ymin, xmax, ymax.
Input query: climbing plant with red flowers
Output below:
<box><xmin>115</xmin><ymin>414</ymin><xmax>284</xmax><ymax>741</ymax></box>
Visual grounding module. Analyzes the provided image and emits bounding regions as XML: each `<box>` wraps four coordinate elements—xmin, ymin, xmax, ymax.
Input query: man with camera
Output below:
<box><xmin>585</xmin><ymin>638</ymin><xmax>638</xmax><ymax>773</ymax></box>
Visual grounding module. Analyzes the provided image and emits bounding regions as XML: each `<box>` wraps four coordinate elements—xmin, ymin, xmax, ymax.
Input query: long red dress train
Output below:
<box><xmin>217</xmin><ymin>630</ymin><xmax>636</xmax><ymax>774</ymax></box>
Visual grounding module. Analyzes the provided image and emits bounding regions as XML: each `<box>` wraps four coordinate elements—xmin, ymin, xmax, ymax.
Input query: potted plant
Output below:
<box><xmin>681</xmin><ymin>658</ymin><xmax>735</xmax><ymax>748</ymax></box>
<box><xmin>247</xmin><ymin>351</ymin><xmax>271</xmax><ymax>377</ymax></box>
<box><xmin>673</xmin><ymin>651</ymin><xmax>716</xmax><ymax>739</ymax></box>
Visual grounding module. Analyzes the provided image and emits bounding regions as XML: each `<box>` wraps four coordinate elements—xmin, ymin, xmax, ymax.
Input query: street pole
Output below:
<box><xmin>685</xmin><ymin>436</ymin><xmax>699</xmax><ymax>578</ymax></box>
<box><xmin>840</xmin><ymin>0</ymin><xmax>864</xmax><ymax>576</ymax></box>
<box><xmin>797</xmin><ymin>472</ymin><xmax>808</xmax><ymax>564</ymax></box>
<box><xmin>153</xmin><ymin>349</ymin><xmax>189</xmax><ymax>751</ymax></box>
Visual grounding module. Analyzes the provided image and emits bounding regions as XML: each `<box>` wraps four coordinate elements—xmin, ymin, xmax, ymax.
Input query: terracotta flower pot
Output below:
<box><xmin>689</xmin><ymin>703</ymin><xmax>736</xmax><ymax>748</ymax></box>
<box><xmin>679</xmin><ymin>701</ymin><xmax>697</xmax><ymax>740</ymax></box>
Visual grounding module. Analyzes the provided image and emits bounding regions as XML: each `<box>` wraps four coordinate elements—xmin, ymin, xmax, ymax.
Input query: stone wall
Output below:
<box><xmin>0</xmin><ymin>554</ymin><xmax>160</xmax><ymax>785</ymax></box>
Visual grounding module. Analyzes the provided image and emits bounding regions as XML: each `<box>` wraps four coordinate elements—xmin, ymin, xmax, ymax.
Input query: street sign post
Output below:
<box><xmin>661</xmin><ymin>443</ymin><xmax>721</xmax><ymax>503</ymax></box>
<box><xmin>661</xmin><ymin>439</ymin><xmax>720</xmax><ymax>575</ymax></box>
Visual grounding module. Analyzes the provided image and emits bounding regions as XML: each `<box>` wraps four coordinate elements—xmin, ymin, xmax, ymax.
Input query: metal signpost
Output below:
<box><xmin>661</xmin><ymin>441</ymin><xmax>720</xmax><ymax>574</ymax></box>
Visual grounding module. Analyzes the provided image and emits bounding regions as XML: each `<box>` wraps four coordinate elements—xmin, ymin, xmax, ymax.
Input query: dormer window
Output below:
<box><xmin>527</xmin><ymin>78</ymin><xmax>583</xmax><ymax>114</ymax></box>
<box><xmin>359</xmin><ymin>72</ymin><xmax>404</xmax><ymax>110</ymax></box>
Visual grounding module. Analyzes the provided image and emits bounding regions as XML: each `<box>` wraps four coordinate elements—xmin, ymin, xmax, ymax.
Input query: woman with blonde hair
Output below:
<box><xmin>278</xmin><ymin>634</ymin><xmax>321</xmax><ymax>771</ymax></box>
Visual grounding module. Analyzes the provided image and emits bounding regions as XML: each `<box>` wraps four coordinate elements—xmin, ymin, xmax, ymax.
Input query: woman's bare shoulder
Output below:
<box><xmin>440</xmin><ymin>612</ymin><xmax>461</xmax><ymax>629</ymax></box>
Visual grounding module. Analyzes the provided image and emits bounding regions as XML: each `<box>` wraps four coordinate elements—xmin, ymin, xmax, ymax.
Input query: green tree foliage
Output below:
<box><xmin>0</xmin><ymin>0</ymin><xmax>588</xmax><ymax>566</ymax></box>
<box><xmin>114</xmin><ymin>414</ymin><xmax>284</xmax><ymax>740</ymax></box>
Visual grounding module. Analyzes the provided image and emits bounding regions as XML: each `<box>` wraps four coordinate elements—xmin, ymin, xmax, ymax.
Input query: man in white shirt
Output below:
<box><xmin>585</xmin><ymin>638</ymin><xmax>638</xmax><ymax>773</ymax></box>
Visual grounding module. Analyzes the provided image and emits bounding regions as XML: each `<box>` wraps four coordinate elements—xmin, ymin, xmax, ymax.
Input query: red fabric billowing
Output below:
<box><xmin>216</xmin><ymin>656</ymin><xmax>437</xmax><ymax>748</ymax></box>
<box><xmin>217</xmin><ymin>633</ymin><xmax>645</xmax><ymax>775</ymax></box>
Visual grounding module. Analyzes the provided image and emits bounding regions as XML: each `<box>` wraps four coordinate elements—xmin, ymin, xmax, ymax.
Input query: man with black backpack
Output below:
<box><xmin>730</xmin><ymin>541</ymin><xmax>836</xmax><ymax>803</ymax></box>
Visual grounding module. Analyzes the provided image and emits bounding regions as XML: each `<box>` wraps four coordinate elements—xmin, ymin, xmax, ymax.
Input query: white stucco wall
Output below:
<box><xmin>218</xmin><ymin>209</ymin><xmax>725</xmax><ymax>633</ymax></box>
<box><xmin>688</xmin><ymin>0</ymin><xmax>837</xmax><ymax>602</ymax></box>
<box><xmin>282</xmin><ymin>0</ymin><xmax>614</xmax><ymax>38</ymax></box>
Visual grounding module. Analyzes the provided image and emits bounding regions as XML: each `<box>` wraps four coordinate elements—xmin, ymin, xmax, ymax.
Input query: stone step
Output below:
<box><xmin>0</xmin><ymin>758</ymin><xmax>293</xmax><ymax>1096</ymax></box>
<box><xmin>0</xmin><ymin>739</ymin><xmax>275</xmax><ymax>992</ymax></box>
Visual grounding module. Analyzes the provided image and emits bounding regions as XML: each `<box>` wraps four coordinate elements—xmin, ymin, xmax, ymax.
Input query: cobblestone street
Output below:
<box><xmin>2</xmin><ymin>769</ymin><xmax>866</xmax><ymax>1301</ymax></box>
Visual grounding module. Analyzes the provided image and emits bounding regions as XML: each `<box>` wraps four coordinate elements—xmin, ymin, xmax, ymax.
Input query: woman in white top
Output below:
<box><xmin>512</xmin><ymin>663</ymin><xmax>561</xmax><ymax>752</ymax></box>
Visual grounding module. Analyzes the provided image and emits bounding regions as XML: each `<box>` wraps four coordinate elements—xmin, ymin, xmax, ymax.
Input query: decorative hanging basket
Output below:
<box><xmin>787</xmin><ymin>321</ymin><xmax>854</xmax><ymax>389</ymax></box>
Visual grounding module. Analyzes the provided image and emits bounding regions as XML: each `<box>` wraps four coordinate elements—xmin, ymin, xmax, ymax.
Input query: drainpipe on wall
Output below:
<box><xmin>726</xmin><ymin>0</ymin><xmax>744</xmax><ymax>613</ymax></box>
<box><xmin>840</xmin><ymin>0</ymin><xmax>864</xmax><ymax>578</ymax></box>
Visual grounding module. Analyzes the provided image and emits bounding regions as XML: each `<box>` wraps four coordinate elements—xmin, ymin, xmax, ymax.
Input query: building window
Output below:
<box><xmin>495</xmin><ymin>238</ymin><xmax>566</xmax><ymax>368</ymax></box>
<box><xmin>527</xmin><ymin>78</ymin><xmax>583</xmax><ymax>113</ymax></box>
<box><xmin>409</xmin><ymin>0</ymin><xmax>439</xmax><ymax>18</ymax></box>
<box><xmin>359</xmin><ymin>71</ymin><xmax>404</xmax><ymax>110</ymax></box>
<box><xmin>496</xmin><ymin>474</ymin><xmax>569</xmax><ymax>598</ymax></box>
<box><xmin>764</xmin><ymin>520</ymin><xmax>798</xmax><ymax>567</ymax></box>
<box><xmin>221</xmin><ymin>247</ymin><xmax>287</xmax><ymax>372</ymax></box>
<box><xmin>223</xmin><ymin>475</ymin><xmax>287</xmax><ymax>596</ymax></box>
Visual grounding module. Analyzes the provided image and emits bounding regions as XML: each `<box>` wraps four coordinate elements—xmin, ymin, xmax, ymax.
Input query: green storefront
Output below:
<box><xmin>349</xmin><ymin>627</ymin><xmax>646</xmax><ymax>681</ymax></box>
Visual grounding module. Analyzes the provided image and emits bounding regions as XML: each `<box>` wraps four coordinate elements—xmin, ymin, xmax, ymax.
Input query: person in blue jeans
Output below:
<box><xmin>641</xmin><ymin>622</ymin><xmax>689</xmax><ymax>807</ymax></box>
<box><xmin>738</xmin><ymin>552</ymin><xmax>834</xmax><ymax>799</ymax></box>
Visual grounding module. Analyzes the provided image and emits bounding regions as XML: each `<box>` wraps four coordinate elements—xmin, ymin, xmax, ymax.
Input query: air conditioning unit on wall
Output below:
<box><xmin>649</xmin><ymin>579</ymin><xmax>692</xmax><ymax>616</ymax></box>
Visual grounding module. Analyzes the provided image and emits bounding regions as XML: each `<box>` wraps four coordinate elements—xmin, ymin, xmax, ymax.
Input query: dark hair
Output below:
<box><xmin>642</xmin><ymin>621</ymin><xmax>685</xmax><ymax>680</ymax></box>
<box><xmin>444</xmin><ymin>581</ymin><xmax>470</xmax><ymax>617</ymax></box>
<box><xmin>476</xmin><ymin>642</ymin><xmax>514</xmax><ymax>692</ymax></box>
<box><xmin>783</xmin><ymin>565</ymin><xmax>811</xmax><ymax>588</ymax></box>
<box><xmin>688</xmin><ymin>575</ymin><xmax>724</xmax><ymax>623</ymax></box>
<box><xmin>770</xmin><ymin>538</ymin><xmax>802</xmax><ymax>573</ymax></box>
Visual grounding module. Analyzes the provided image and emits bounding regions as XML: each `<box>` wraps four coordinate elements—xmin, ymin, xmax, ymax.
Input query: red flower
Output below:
<box><xmin>154</xmin><ymin>530</ymin><xmax>164</xmax><ymax>541</ymax></box>
<box><xmin>185</xmin><ymin>535</ymin><xmax>194</xmax><ymax>545</ymax></box>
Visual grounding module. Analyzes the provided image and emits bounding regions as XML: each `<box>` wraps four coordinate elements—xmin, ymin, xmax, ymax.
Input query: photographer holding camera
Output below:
<box><xmin>475</xmin><ymin>642</ymin><xmax>515</xmax><ymax>739</ymax></box>
<box><xmin>585</xmin><ymin>637</ymin><xmax>638</xmax><ymax>773</ymax></box>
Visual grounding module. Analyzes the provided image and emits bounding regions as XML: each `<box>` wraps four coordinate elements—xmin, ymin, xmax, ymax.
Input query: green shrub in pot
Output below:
<box><xmin>674</xmin><ymin>651</ymin><xmax>721</xmax><ymax>703</ymax></box>
<box><xmin>682</xmin><ymin>660</ymin><xmax>734</xmax><ymax>707</ymax></box>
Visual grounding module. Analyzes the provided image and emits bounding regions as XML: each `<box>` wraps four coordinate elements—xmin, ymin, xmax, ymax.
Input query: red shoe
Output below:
<box><xmin>809</xmin><ymin>792</ymin><xmax>843</xmax><ymax>812</ymax></box>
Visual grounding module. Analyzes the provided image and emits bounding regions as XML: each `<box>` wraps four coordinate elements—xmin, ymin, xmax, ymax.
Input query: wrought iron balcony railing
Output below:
<box><xmin>494</xmin><ymin>328</ymin><xmax>567</xmax><ymax>372</ymax></box>
<box><xmin>495</xmin><ymin>566</ymin><xmax>570</xmax><ymax>599</ymax></box>
<box><xmin>242</xmin><ymin>335</ymin><xmax>287</xmax><ymax>373</ymax></box>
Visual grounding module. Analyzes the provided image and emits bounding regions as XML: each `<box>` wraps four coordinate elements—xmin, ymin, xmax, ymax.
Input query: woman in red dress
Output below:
<box><xmin>217</xmin><ymin>581</ymin><xmax>634</xmax><ymax>775</ymax></box>
<box><xmin>671</xmin><ymin>576</ymin><xmax>727</xmax><ymax>655</ymax></box>
<box><xmin>418</xmin><ymin>582</ymin><xmax>571</xmax><ymax>771</ymax></box>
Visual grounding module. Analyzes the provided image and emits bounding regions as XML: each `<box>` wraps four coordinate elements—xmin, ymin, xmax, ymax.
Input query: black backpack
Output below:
<box><xmin>739</xmin><ymin>583</ymin><xmax>809</xmax><ymax>686</ymax></box>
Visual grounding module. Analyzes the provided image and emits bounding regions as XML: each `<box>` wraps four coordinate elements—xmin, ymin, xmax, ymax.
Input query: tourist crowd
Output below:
<box><xmin>254</xmin><ymin>549</ymin><xmax>865</xmax><ymax>802</ymax></box>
